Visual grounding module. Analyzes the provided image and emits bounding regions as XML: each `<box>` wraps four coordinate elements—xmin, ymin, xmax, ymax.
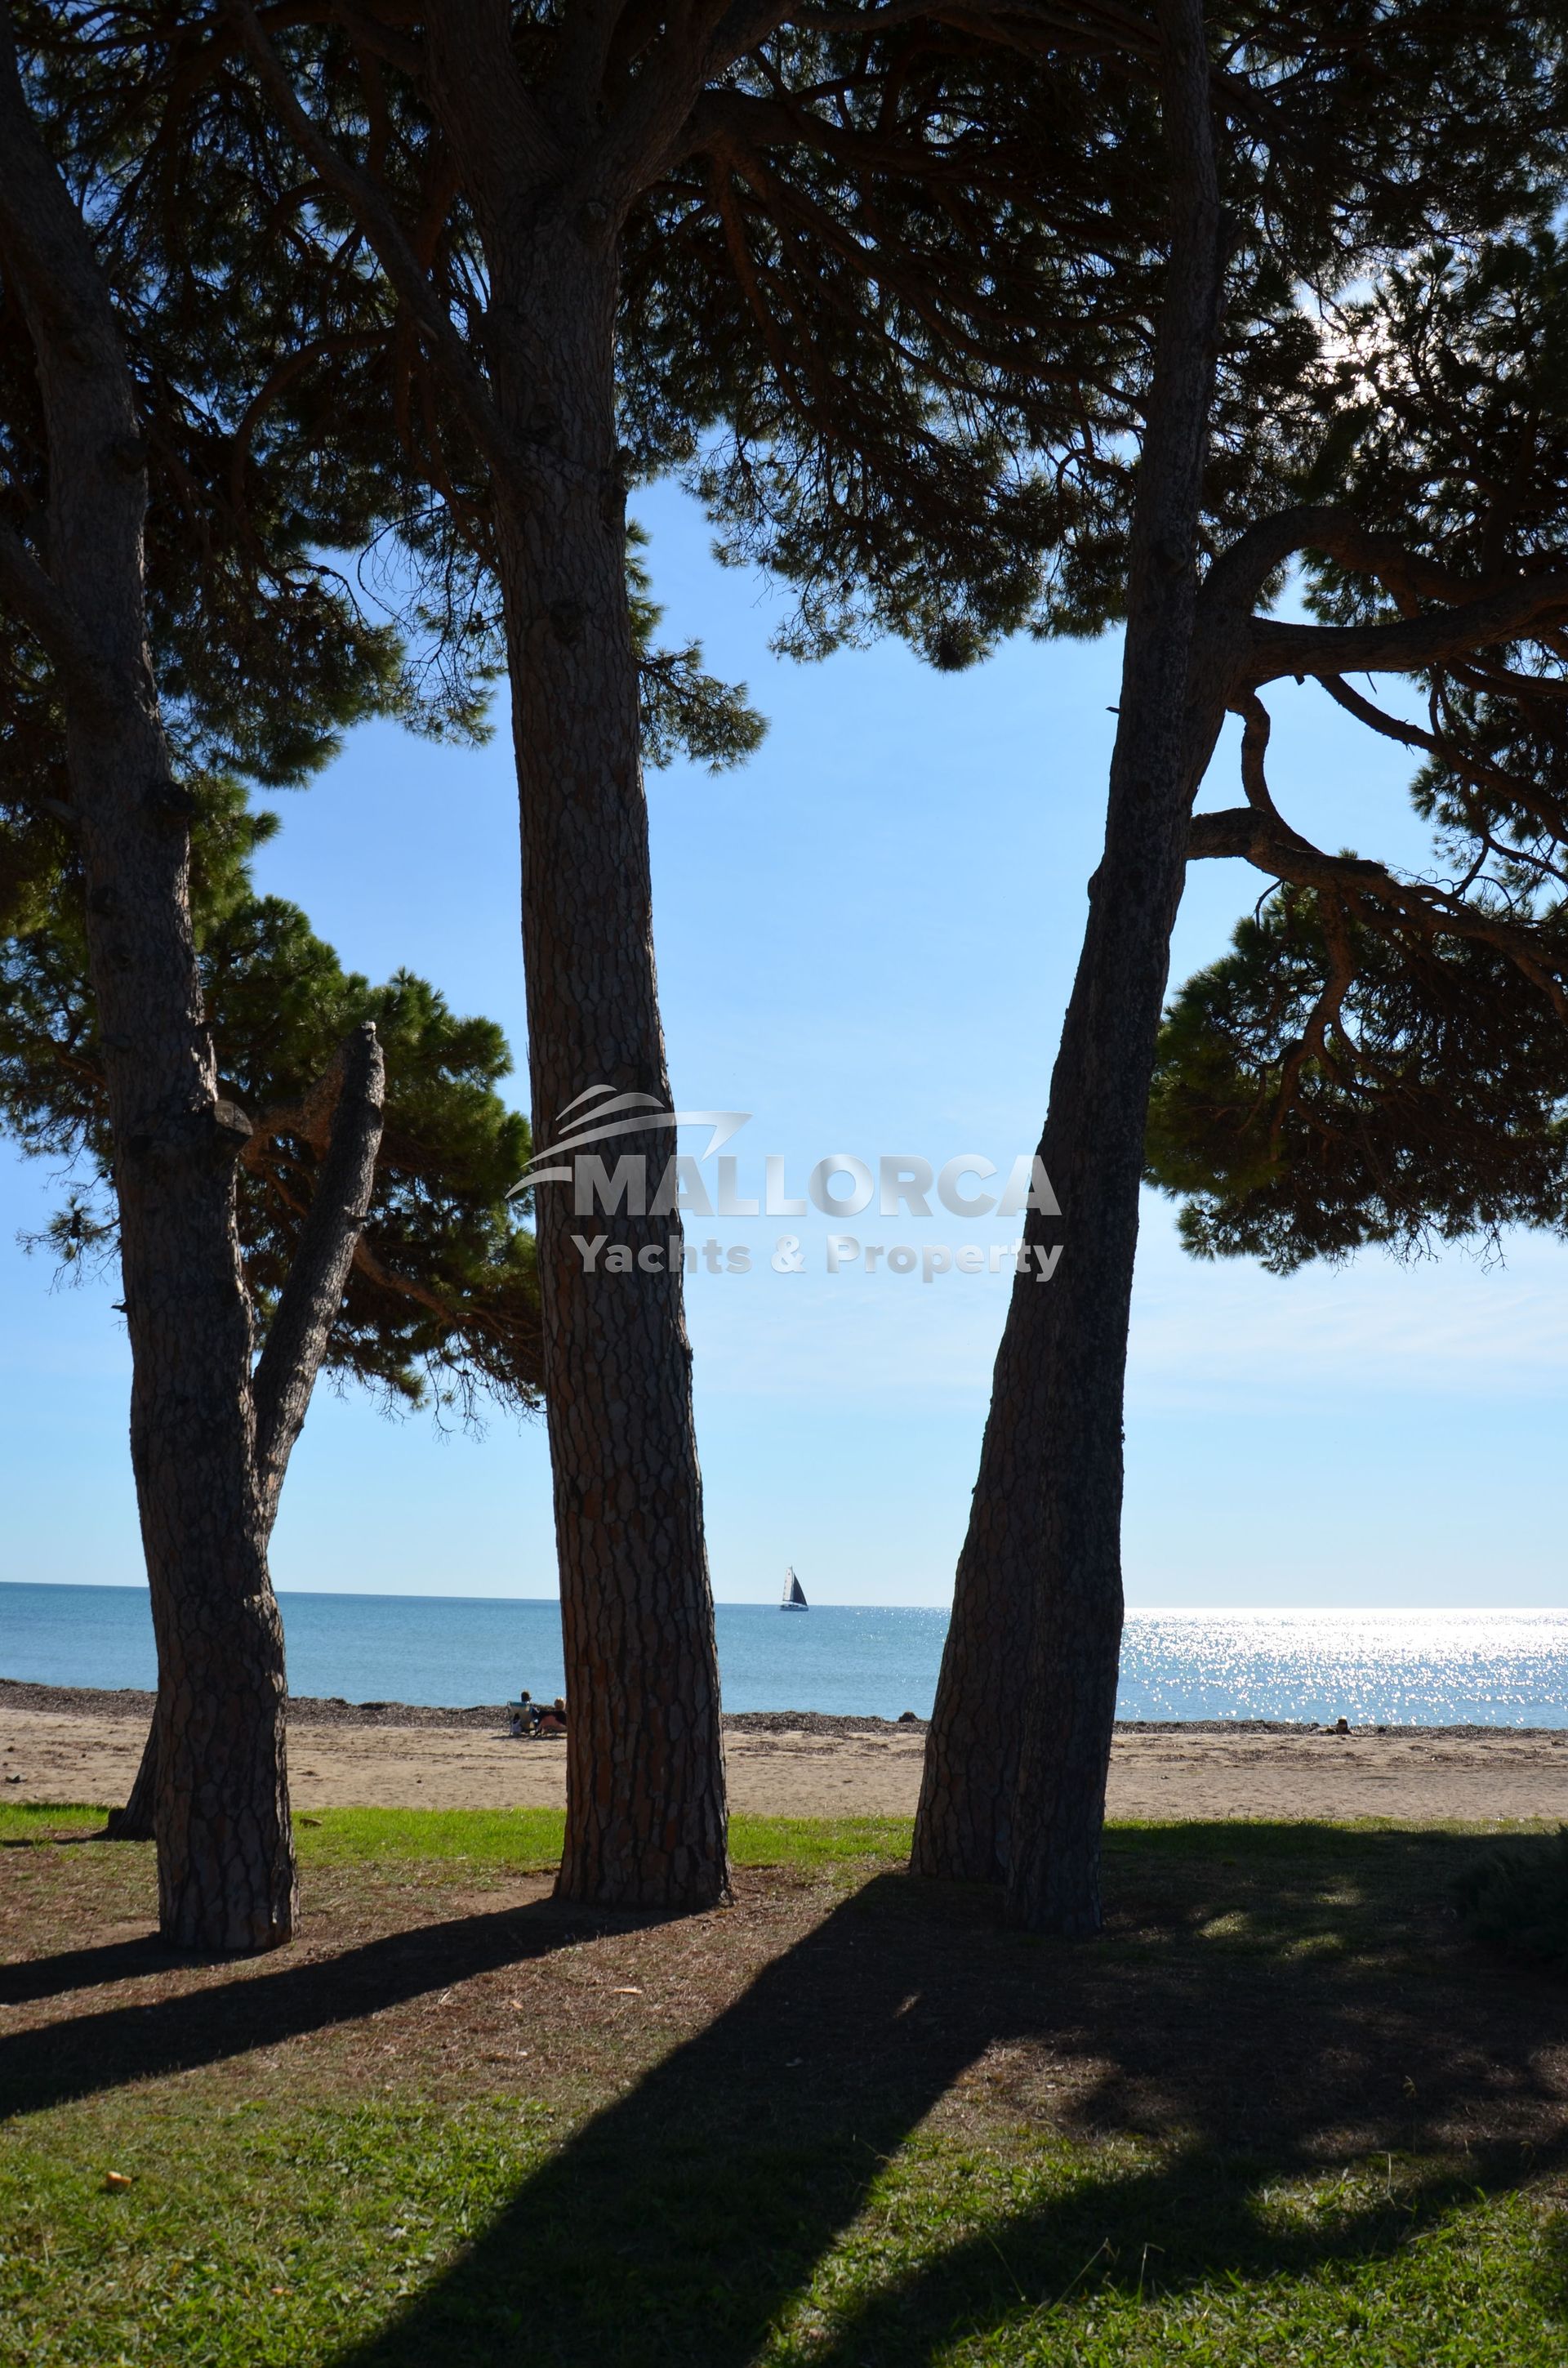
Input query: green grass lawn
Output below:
<box><xmin>2</xmin><ymin>1806</ymin><xmax>1565</xmax><ymax>2366</ymax></box>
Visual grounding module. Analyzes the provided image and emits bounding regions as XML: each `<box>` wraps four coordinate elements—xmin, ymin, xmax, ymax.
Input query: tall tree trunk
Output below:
<box><xmin>235</xmin><ymin>2</ymin><xmax>730</xmax><ymax>1911</ymax></box>
<box><xmin>913</xmin><ymin>0</ymin><xmax>1227</xmax><ymax>1931</ymax></box>
<box><xmin>503</xmin><ymin>271</ymin><xmax>728</xmax><ymax>1910</ymax></box>
<box><xmin>0</xmin><ymin>20</ymin><xmax>293</xmax><ymax>1951</ymax></box>
<box><xmin>434</xmin><ymin>138</ymin><xmax>727</xmax><ymax>1904</ymax></box>
<box><xmin>80</xmin><ymin>727</ymin><xmax>292</xmax><ymax>1957</ymax></box>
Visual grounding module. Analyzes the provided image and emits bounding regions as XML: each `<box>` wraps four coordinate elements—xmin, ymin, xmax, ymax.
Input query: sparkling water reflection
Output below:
<box><xmin>1119</xmin><ymin>1610</ymin><xmax>1568</xmax><ymax>1728</ymax></box>
<box><xmin>4</xmin><ymin>1585</ymin><xmax>1568</xmax><ymax>1726</ymax></box>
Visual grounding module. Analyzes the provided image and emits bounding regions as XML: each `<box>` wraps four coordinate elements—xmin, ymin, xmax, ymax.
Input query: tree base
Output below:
<box><xmin>105</xmin><ymin>1719</ymin><xmax>158</xmax><ymax>1841</ymax></box>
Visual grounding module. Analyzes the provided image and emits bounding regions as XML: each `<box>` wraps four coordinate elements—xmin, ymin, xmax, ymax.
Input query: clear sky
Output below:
<box><xmin>2</xmin><ymin>481</ymin><xmax>1565</xmax><ymax>1609</ymax></box>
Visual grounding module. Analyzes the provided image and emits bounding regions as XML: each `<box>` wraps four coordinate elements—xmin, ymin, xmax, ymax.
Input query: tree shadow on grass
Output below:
<box><xmin>331</xmin><ymin>1825</ymin><xmax>1568</xmax><ymax>2368</ymax></box>
<box><xmin>0</xmin><ymin>1894</ymin><xmax>638</xmax><ymax>2112</ymax></box>
<box><xmin>0</xmin><ymin>1932</ymin><xmax>189</xmax><ymax>2006</ymax></box>
<box><xmin>797</xmin><ymin>2137</ymin><xmax>1561</xmax><ymax>2368</ymax></box>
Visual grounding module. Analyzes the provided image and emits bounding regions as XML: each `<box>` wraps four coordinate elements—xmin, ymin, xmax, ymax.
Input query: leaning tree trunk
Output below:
<box><xmin>0</xmin><ymin>33</ymin><xmax>294</xmax><ymax>1951</ymax></box>
<box><xmin>108</xmin><ymin>1023</ymin><xmax>386</xmax><ymax>1845</ymax></box>
<box><xmin>431</xmin><ymin>124</ymin><xmax>727</xmax><ymax>1906</ymax></box>
<box><xmin>914</xmin><ymin>0</ymin><xmax>1227</xmax><ymax>1933</ymax></box>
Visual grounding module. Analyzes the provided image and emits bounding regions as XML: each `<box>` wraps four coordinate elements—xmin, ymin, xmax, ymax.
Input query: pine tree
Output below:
<box><xmin>0</xmin><ymin>5</ymin><xmax>449</xmax><ymax>1946</ymax></box>
<box><xmin>910</xmin><ymin>7</ymin><xmax>1568</xmax><ymax>1931</ymax></box>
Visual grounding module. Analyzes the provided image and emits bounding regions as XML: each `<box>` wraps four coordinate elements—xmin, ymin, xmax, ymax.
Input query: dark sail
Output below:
<box><xmin>782</xmin><ymin>1567</ymin><xmax>808</xmax><ymax>1608</ymax></box>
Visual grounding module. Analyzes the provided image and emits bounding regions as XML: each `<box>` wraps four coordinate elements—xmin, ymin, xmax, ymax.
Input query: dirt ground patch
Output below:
<box><xmin>3</xmin><ymin>1822</ymin><xmax>1566</xmax><ymax>2160</ymax></box>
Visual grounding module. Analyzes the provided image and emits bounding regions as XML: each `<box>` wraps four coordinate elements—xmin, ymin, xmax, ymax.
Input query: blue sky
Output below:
<box><xmin>2</xmin><ymin>480</ymin><xmax>1566</xmax><ymax>1609</ymax></box>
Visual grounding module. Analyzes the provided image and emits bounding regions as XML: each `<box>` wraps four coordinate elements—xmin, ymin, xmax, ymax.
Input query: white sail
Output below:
<box><xmin>782</xmin><ymin>1566</ymin><xmax>808</xmax><ymax>1608</ymax></box>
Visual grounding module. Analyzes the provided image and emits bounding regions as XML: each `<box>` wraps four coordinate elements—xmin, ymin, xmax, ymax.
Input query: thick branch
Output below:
<box><xmin>1187</xmin><ymin>803</ymin><xmax>1282</xmax><ymax>858</ymax></box>
<box><xmin>1243</xmin><ymin>571</ymin><xmax>1568</xmax><ymax>688</ymax></box>
<box><xmin>251</xmin><ymin>1020</ymin><xmax>385</xmax><ymax>1531</ymax></box>
<box><xmin>1198</xmin><ymin>503</ymin><xmax>1495</xmax><ymax>635</ymax></box>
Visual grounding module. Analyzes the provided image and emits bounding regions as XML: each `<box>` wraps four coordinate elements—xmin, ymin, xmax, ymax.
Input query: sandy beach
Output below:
<box><xmin>4</xmin><ymin>1679</ymin><xmax>1568</xmax><ymax>1822</ymax></box>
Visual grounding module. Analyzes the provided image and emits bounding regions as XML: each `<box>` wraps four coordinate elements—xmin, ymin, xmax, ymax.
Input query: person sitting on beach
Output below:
<box><xmin>510</xmin><ymin>1690</ymin><xmax>542</xmax><ymax>1738</ymax></box>
<box><xmin>538</xmin><ymin>1696</ymin><xmax>568</xmax><ymax>1735</ymax></box>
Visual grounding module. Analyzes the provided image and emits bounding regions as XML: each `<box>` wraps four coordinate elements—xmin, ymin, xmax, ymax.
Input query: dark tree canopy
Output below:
<box><xmin>1147</xmin><ymin>885</ymin><xmax>1568</xmax><ymax>1269</ymax></box>
<box><xmin>664</xmin><ymin>4</ymin><xmax>1565</xmax><ymax>665</ymax></box>
<box><xmin>1152</xmin><ymin>228</ymin><xmax>1568</xmax><ymax>1273</ymax></box>
<box><xmin>1</xmin><ymin>2</ymin><xmax>762</xmax><ymax>829</ymax></box>
<box><xmin>0</xmin><ymin>13</ymin><xmax>765</xmax><ymax>1425</ymax></box>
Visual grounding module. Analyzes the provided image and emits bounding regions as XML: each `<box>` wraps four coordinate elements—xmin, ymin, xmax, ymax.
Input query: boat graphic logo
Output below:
<box><xmin>508</xmin><ymin>1085</ymin><xmax>750</xmax><ymax>1197</ymax></box>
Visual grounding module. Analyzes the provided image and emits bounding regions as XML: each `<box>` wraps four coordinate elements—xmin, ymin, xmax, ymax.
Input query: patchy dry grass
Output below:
<box><xmin>2</xmin><ymin>1808</ymin><xmax>1566</xmax><ymax>2364</ymax></box>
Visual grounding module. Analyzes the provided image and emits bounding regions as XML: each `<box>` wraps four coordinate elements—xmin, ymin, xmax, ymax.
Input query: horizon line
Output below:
<box><xmin>2</xmin><ymin>1577</ymin><xmax>1562</xmax><ymax>1617</ymax></box>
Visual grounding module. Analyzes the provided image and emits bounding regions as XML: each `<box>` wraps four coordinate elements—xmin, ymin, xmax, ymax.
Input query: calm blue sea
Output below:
<box><xmin>4</xmin><ymin>1583</ymin><xmax>1568</xmax><ymax>1725</ymax></box>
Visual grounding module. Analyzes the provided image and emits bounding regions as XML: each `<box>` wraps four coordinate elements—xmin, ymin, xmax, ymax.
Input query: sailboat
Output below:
<box><xmin>781</xmin><ymin>1566</ymin><xmax>808</xmax><ymax>1610</ymax></box>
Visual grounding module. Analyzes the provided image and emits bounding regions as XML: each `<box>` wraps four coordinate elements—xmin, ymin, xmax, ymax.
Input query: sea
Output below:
<box><xmin>3</xmin><ymin>1583</ymin><xmax>1568</xmax><ymax>1726</ymax></box>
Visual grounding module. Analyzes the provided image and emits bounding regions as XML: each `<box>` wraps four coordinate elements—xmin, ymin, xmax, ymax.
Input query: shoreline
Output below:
<box><xmin>2</xmin><ymin>1675</ymin><xmax>1566</xmax><ymax>1740</ymax></box>
<box><xmin>6</xmin><ymin>1679</ymin><xmax>1568</xmax><ymax>1822</ymax></box>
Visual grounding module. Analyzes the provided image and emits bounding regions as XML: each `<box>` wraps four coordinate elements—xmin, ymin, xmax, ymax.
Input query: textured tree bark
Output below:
<box><xmin>68</xmin><ymin>721</ymin><xmax>293</xmax><ymax>1955</ymax></box>
<box><xmin>913</xmin><ymin>0</ymin><xmax>1227</xmax><ymax>1930</ymax></box>
<box><xmin>108</xmin><ymin>1024</ymin><xmax>385</xmax><ymax>1840</ymax></box>
<box><xmin>497</xmin><ymin>258</ymin><xmax>728</xmax><ymax>1911</ymax></box>
<box><xmin>0</xmin><ymin>21</ymin><xmax>293</xmax><ymax>1951</ymax></box>
<box><xmin>422</xmin><ymin>25</ymin><xmax>728</xmax><ymax>1908</ymax></box>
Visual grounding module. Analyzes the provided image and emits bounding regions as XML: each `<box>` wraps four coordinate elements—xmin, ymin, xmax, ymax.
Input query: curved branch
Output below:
<box><xmin>1243</xmin><ymin>569</ymin><xmax>1568</xmax><ymax>689</ymax></box>
<box><xmin>251</xmin><ymin>1020</ymin><xmax>385</xmax><ymax>1532</ymax></box>
<box><xmin>1185</xmin><ymin>805</ymin><xmax>1568</xmax><ymax>1022</ymax></box>
<box><xmin>1197</xmin><ymin>502</ymin><xmax>1544</xmax><ymax>645</ymax></box>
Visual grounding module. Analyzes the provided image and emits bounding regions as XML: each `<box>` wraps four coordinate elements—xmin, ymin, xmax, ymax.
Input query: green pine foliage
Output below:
<box><xmin>1</xmin><ymin>778</ymin><xmax>543</xmax><ymax>1417</ymax></box>
<box><xmin>1146</xmin><ymin>886</ymin><xmax>1568</xmax><ymax>1271</ymax></box>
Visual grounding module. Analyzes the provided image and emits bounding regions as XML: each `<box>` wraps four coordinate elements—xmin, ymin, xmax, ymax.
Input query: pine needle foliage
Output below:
<box><xmin>1</xmin><ymin>778</ymin><xmax>544</xmax><ymax>1418</ymax></box>
<box><xmin>1152</xmin><ymin>227</ymin><xmax>1568</xmax><ymax>1272</ymax></box>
